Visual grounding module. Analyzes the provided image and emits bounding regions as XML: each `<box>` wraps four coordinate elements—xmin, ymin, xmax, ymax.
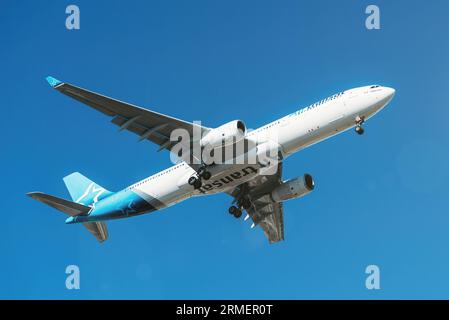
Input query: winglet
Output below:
<box><xmin>45</xmin><ymin>76</ymin><xmax>62</xmax><ymax>87</ymax></box>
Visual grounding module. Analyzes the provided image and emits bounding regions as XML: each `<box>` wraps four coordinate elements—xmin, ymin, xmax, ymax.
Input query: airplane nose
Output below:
<box><xmin>386</xmin><ymin>87</ymin><xmax>395</xmax><ymax>97</ymax></box>
<box><xmin>380</xmin><ymin>87</ymin><xmax>395</xmax><ymax>105</ymax></box>
<box><xmin>384</xmin><ymin>87</ymin><xmax>395</xmax><ymax>100</ymax></box>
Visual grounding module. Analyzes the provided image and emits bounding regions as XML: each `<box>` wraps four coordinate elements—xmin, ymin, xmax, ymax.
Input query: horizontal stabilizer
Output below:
<box><xmin>27</xmin><ymin>192</ymin><xmax>108</xmax><ymax>242</ymax></box>
<box><xmin>27</xmin><ymin>192</ymin><xmax>91</xmax><ymax>216</ymax></box>
<box><xmin>83</xmin><ymin>222</ymin><xmax>108</xmax><ymax>242</ymax></box>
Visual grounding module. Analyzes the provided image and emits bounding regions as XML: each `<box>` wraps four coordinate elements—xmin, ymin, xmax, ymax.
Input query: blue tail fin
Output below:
<box><xmin>63</xmin><ymin>172</ymin><xmax>113</xmax><ymax>205</ymax></box>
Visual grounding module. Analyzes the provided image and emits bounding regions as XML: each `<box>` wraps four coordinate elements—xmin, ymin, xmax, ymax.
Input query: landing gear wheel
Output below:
<box><xmin>188</xmin><ymin>176</ymin><xmax>197</xmax><ymax>186</ymax></box>
<box><xmin>197</xmin><ymin>167</ymin><xmax>206</xmax><ymax>176</ymax></box>
<box><xmin>193</xmin><ymin>179</ymin><xmax>202</xmax><ymax>189</ymax></box>
<box><xmin>355</xmin><ymin>125</ymin><xmax>364</xmax><ymax>135</ymax></box>
<box><xmin>228</xmin><ymin>206</ymin><xmax>242</xmax><ymax>218</ymax></box>
<box><xmin>202</xmin><ymin>171</ymin><xmax>211</xmax><ymax>180</ymax></box>
<box><xmin>197</xmin><ymin>167</ymin><xmax>211</xmax><ymax>180</ymax></box>
<box><xmin>188</xmin><ymin>176</ymin><xmax>203</xmax><ymax>189</ymax></box>
<box><xmin>234</xmin><ymin>209</ymin><xmax>242</xmax><ymax>218</ymax></box>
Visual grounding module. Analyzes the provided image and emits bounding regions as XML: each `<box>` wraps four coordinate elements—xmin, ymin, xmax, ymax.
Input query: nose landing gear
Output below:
<box><xmin>355</xmin><ymin>116</ymin><xmax>365</xmax><ymax>135</ymax></box>
<box><xmin>355</xmin><ymin>125</ymin><xmax>364</xmax><ymax>135</ymax></box>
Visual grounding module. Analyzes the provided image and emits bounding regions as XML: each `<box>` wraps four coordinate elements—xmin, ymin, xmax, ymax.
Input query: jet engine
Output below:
<box><xmin>200</xmin><ymin>120</ymin><xmax>246</xmax><ymax>148</ymax></box>
<box><xmin>271</xmin><ymin>174</ymin><xmax>315</xmax><ymax>202</ymax></box>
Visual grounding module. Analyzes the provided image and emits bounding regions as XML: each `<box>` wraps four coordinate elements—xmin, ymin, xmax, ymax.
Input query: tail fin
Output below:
<box><xmin>63</xmin><ymin>172</ymin><xmax>113</xmax><ymax>205</ymax></box>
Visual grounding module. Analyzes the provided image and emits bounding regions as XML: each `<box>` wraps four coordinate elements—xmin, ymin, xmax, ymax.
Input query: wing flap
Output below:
<box><xmin>254</xmin><ymin>201</ymin><xmax>284</xmax><ymax>243</ymax></box>
<box><xmin>110</xmin><ymin>115</ymin><xmax>169</xmax><ymax>146</ymax></box>
<box><xmin>228</xmin><ymin>163</ymin><xmax>285</xmax><ymax>244</ymax></box>
<box><xmin>247</xmin><ymin>194</ymin><xmax>285</xmax><ymax>244</ymax></box>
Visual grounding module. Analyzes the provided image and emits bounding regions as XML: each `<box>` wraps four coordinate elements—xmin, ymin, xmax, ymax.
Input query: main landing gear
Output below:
<box><xmin>228</xmin><ymin>197</ymin><xmax>251</xmax><ymax>219</ymax></box>
<box><xmin>355</xmin><ymin>116</ymin><xmax>365</xmax><ymax>135</ymax></box>
<box><xmin>197</xmin><ymin>166</ymin><xmax>212</xmax><ymax>180</ymax></box>
<box><xmin>188</xmin><ymin>165</ymin><xmax>212</xmax><ymax>189</ymax></box>
<box><xmin>228</xmin><ymin>206</ymin><xmax>242</xmax><ymax>218</ymax></box>
<box><xmin>188</xmin><ymin>175</ymin><xmax>203</xmax><ymax>189</ymax></box>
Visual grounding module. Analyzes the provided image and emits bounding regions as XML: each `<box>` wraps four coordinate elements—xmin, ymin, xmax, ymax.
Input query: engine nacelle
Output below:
<box><xmin>200</xmin><ymin>120</ymin><xmax>246</xmax><ymax>148</ymax></box>
<box><xmin>271</xmin><ymin>174</ymin><xmax>315</xmax><ymax>202</ymax></box>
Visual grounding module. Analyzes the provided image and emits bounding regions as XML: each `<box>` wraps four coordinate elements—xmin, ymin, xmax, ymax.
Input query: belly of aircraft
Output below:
<box><xmin>194</xmin><ymin>164</ymin><xmax>263</xmax><ymax>195</ymax></box>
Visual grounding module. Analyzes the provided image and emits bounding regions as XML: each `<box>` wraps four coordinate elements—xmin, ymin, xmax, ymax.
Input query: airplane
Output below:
<box><xmin>28</xmin><ymin>77</ymin><xmax>395</xmax><ymax>244</ymax></box>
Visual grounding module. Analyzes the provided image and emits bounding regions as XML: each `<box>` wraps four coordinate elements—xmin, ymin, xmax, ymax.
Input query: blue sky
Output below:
<box><xmin>1</xmin><ymin>0</ymin><xmax>449</xmax><ymax>299</ymax></box>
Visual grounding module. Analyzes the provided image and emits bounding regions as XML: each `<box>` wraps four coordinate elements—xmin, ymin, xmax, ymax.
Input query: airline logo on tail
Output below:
<box><xmin>63</xmin><ymin>172</ymin><xmax>113</xmax><ymax>207</ymax></box>
<box><xmin>76</xmin><ymin>183</ymin><xmax>107</xmax><ymax>208</ymax></box>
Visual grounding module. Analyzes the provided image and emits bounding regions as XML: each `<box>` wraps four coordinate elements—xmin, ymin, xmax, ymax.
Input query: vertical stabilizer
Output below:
<box><xmin>63</xmin><ymin>172</ymin><xmax>113</xmax><ymax>205</ymax></box>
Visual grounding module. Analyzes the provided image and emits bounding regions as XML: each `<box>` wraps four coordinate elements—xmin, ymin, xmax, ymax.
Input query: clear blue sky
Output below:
<box><xmin>1</xmin><ymin>0</ymin><xmax>449</xmax><ymax>299</ymax></box>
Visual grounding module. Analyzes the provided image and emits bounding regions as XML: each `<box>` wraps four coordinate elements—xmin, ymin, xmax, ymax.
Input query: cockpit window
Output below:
<box><xmin>370</xmin><ymin>85</ymin><xmax>380</xmax><ymax>89</ymax></box>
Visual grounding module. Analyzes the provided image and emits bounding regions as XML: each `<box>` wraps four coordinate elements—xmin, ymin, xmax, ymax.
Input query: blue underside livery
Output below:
<box><xmin>66</xmin><ymin>188</ymin><xmax>156</xmax><ymax>224</ymax></box>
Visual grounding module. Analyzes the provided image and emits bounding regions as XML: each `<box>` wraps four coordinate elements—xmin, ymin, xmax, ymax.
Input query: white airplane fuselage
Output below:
<box><xmin>69</xmin><ymin>85</ymin><xmax>395</xmax><ymax>223</ymax></box>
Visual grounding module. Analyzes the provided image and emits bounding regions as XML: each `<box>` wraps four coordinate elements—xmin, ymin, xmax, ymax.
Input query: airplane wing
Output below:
<box><xmin>45</xmin><ymin>76</ymin><xmax>210</xmax><ymax>153</ymax></box>
<box><xmin>229</xmin><ymin>163</ymin><xmax>285</xmax><ymax>244</ymax></box>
